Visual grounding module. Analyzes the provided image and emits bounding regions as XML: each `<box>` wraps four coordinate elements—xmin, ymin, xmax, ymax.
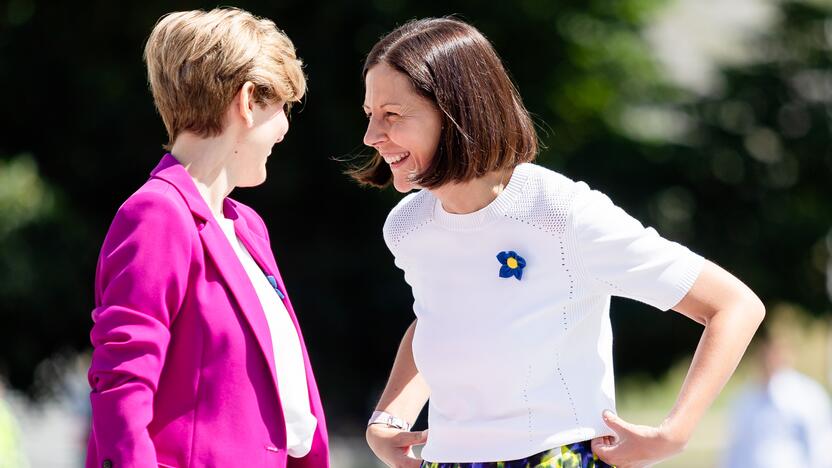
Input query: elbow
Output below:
<box><xmin>754</xmin><ymin>298</ymin><xmax>766</xmax><ymax>325</ymax></box>
<box><xmin>705</xmin><ymin>288</ymin><xmax>765</xmax><ymax>329</ymax></box>
<box><xmin>743</xmin><ymin>290</ymin><xmax>766</xmax><ymax>328</ymax></box>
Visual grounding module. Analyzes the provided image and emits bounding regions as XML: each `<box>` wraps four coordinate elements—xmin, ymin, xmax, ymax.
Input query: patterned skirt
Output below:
<box><xmin>420</xmin><ymin>440</ymin><xmax>613</xmax><ymax>468</ymax></box>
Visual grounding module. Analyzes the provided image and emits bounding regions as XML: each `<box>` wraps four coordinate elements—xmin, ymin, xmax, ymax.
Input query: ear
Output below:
<box><xmin>236</xmin><ymin>81</ymin><xmax>256</xmax><ymax>128</ymax></box>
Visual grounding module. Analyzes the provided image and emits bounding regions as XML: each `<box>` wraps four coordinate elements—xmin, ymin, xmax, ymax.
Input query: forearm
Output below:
<box><xmin>375</xmin><ymin>319</ymin><xmax>430</xmax><ymax>424</ymax></box>
<box><xmin>663</xmin><ymin>296</ymin><xmax>764</xmax><ymax>442</ymax></box>
<box><xmin>593</xmin><ymin>262</ymin><xmax>764</xmax><ymax>467</ymax></box>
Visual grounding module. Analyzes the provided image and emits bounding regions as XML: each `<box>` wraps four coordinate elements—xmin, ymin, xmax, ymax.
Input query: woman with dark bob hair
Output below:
<box><xmin>356</xmin><ymin>17</ymin><xmax>764</xmax><ymax>468</ymax></box>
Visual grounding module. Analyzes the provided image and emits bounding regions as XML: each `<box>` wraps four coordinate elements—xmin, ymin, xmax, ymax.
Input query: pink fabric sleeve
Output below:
<box><xmin>88</xmin><ymin>190</ymin><xmax>193</xmax><ymax>467</ymax></box>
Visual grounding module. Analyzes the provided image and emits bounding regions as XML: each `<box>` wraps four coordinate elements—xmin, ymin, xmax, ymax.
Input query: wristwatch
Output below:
<box><xmin>367</xmin><ymin>410</ymin><xmax>411</xmax><ymax>431</ymax></box>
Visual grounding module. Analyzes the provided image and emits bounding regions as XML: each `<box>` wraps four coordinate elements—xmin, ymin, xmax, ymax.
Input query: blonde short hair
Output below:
<box><xmin>144</xmin><ymin>8</ymin><xmax>306</xmax><ymax>149</ymax></box>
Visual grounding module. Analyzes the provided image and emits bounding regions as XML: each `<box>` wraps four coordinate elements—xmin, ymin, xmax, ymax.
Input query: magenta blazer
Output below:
<box><xmin>86</xmin><ymin>154</ymin><xmax>329</xmax><ymax>468</ymax></box>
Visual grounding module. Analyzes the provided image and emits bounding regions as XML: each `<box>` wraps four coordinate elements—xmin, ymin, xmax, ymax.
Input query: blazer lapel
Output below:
<box><xmin>199</xmin><ymin>222</ymin><xmax>282</xmax><ymax>390</ymax></box>
<box><xmin>149</xmin><ymin>154</ymin><xmax>283</xmax><ymax>404</ymax></box>
<box><xmin>226</xmin><ymin>202</ymin><xmax>278</xmax><ymax>286</ymax></box>
<box><xmin>227</xmin><ymin>206</ymin><xmax>292</xmax><ymax>320</ymax></box>
<box><xmin>227</xmin><ymin>202</ymin><xmax>328</xmax><ymax>428</ymax></box>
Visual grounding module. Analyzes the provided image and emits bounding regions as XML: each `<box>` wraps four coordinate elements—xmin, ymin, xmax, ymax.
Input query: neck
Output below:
<box><xmin>433</xmin><ymin>168</ymin><xmax>514</xmax><ymax>214</ymax></box>
<box><xmin>170</xmin><ymin>133</ymin><xmax>237</xmax><ymax>219</ymax></box>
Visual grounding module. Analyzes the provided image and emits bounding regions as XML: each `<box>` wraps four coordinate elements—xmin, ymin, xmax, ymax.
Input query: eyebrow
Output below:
<box><xmin>362</xmin><ymin>102</ymin><xmax>403</xmax><ymax>110</ymax></box>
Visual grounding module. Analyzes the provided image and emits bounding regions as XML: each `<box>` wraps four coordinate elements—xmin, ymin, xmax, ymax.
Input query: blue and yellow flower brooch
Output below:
<box><xmin>496</xmin><ymin>251</ymin><xmax>526</xmax><ymax>280</ymax></box>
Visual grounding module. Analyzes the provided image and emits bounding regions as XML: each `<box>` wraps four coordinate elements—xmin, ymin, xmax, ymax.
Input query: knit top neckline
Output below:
<box><xmin>432</xmin><ymin>163</ymin><xmax>532</xmax><ymax>231</ymax></box>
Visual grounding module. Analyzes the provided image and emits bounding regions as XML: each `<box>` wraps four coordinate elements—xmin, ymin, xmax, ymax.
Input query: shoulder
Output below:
<box><xmin>777</xmin><ymin>370</ymin><xmax>832</xmax><ymax>407</ymax></box>
<box><xmin>382</xmin><ymin>190</ymin><xmax>435</xmax><ymax>252</ymax></box>
<box><xmin>512</xmin><ymin>165</ymin><xmax>627</xmax><ymax>236</ymax></box>
<box><xmin>114</xmin><ymin>180</ymin><xmax>192</xmax><ymax>231</ymax></box>
<box><xmin>503</xmin><ymin>163</ymin><xmax>589</xmax><ymax>236</ymax></box>
<box><xmin>101</xmin><ymin>180</ymin><xmax>197</xmax><ymax>263</ymax></box>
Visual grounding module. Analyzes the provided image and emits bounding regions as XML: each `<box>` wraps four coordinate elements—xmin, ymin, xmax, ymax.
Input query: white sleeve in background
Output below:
<box><xmin>569</xmin><ymin>185</ymin><xmax>705</xmax><ymax>311</ymax></box>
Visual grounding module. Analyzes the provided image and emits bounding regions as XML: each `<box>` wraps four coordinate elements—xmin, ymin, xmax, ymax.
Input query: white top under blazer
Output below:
<box><xmin>217</xmin><ymin>217</ymin><xmax>317</xmax><ymax>458</ymax></box>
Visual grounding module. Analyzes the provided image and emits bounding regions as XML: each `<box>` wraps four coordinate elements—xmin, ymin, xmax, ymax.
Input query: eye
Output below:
<box><xmin>385</xmin><ymin>111</ymin><xmax>400</xmax><ymax>119</ymax></box>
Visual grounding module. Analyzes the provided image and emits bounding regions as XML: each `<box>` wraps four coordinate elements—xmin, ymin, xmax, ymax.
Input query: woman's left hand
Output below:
<box><xmin>591</xmin><ymin>411</ymin><xmax>686</xmax><ymax>468</ymax></box>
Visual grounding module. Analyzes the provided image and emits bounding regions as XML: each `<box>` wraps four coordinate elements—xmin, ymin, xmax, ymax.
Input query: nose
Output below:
<box><xmin>363</xmin><ymin>116</ymin><xmax>387</xmax><ymax>148</ymax></box>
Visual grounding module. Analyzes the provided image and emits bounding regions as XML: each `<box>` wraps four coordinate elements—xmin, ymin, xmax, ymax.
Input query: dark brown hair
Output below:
<box><xmin>350</xmin><ymin>17</ymin><xmax>538</xmax><ymax>188</ymax></box>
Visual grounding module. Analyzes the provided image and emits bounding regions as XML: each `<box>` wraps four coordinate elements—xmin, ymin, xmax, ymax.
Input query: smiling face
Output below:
<box><xmin>363</xmin><ymin>62</ymin><xmax>443</xmax><ymax>193</ymax></box>
<box><xmin>233</xmin><ymin>99</ymin><xmax>289</xmax><ymax>187</ymax></box>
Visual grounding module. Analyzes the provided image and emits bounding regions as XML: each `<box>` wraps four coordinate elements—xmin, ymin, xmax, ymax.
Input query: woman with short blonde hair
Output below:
<box><xmin>87</xmin><ymin>8</ymin><xmax>329</xmax><ymax>467</ymax></box>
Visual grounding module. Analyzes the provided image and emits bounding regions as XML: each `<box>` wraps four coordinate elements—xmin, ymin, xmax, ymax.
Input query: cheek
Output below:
<box><xmin>413</xmin><ymin>113</ymin><xmax>441</xmax><ymax>154</ymax></box>
<box><xmin>253</xmin><ymin>119</ymin><xmax>284</xmax><ymax>147</ymax></box>
<box><xmin>275</xmin><ymin>112</ymin><xmax>289</xmax><ymax>136</ymax></box>
<box><xmin>392</xmin><ymin>124</ymin><xmax>430</xmax><ymax>157</ymax></box>
<box><xmin>247</xmin><ymin>129</ymin><xmax>271</xmax><ymax>149</ymax></box>
<box><xmin>252</xmin><ymin>108</ymin><xmax>288</xmax><ymax>144</ymax></box>
<box><xmin>423</xmin><ymin>132</ymin><xmax>440</xmax><ymax>162</ymax></box>
<box><xmin>411</xmin><ymin>128</ymin><xmax>440</xmax><ymax>166</ymax></box>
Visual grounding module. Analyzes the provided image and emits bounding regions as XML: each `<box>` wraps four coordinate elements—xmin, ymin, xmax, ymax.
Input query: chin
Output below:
<box><xmin>239</xmin><ymin>172</ymin><xmax>268</xmax><ymax>188</ymax></box>
<box><xmin>392</xmin><ymin>177</ymin><xmax>414</xmax><ymax>193</ymax></box>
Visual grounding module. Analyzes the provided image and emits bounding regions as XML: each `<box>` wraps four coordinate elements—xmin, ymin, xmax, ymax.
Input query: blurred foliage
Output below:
<box><xmin>672</xmin><ymin>1</ymin><xmax>832</xmax><ymax>312</ymax></box>
<box><xmin>0</xmin><ymin>391</ymin><xmax>30</xmax><ymax>468</ymax></box>
<box><xmin>0</xmin><ymin>0</ymin><xmax>829</xmax><ymax>431</ymax></box>
<box><xmin>0</xmin><ymin>155</ymin><xmax>94</xmax><ymax>393</ymax></box>
<box><xmin>0</xmin><ymin>155</ymin><xmax>55</xmax><ymax>238</ymax></box>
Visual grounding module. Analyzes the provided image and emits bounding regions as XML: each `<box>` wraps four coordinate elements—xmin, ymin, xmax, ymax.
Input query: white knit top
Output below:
<box><xmin>383</xmin><ymin>163</ymin><xmax>704</xmax><ymax>463</ymax></box>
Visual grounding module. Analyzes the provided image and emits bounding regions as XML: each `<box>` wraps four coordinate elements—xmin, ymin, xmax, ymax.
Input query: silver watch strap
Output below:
<box><xmin>367</xmin><ymin>410</ymin><xmax>411</xmax><ymax>431</ymax></box>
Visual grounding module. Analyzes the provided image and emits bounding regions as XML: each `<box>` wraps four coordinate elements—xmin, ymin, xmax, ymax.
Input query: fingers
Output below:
<box><xmin>592</xmin><ymin>435</ymin><xmax>615</xmax><ymax>446</ymax></box>
<box><xmin>595</xmin><ymin>411</ymin><xmax>633</xmax><ymax>466</ymax></box>
<box><xmin>591</xmin><ymin>435</ymin><xmax>618</xmax><ymax>463</ymax></box>
<box><xmin>602</xmin><ymin>410</ymin><xmax>635</xmax><ymax>435</ymax></box>
<box><xmin>367</xmin><ymin>427</ymin><xmax>426</xmax><ymax>468</ymax></box>
<box><xmin>392</xmin><ymin>429</ymin><xmax>428</xmax><ymax>447</ymax></box>
<box><xmin>385</xmin><ymin>450</ymin><xmax>423</xmax><ymax>468</ymax></box>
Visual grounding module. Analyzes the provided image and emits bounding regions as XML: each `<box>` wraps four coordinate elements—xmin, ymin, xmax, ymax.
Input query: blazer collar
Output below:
<box><xmin>149</xmin><ymin>154</ymin><xmax>265</xmax><ymax>257</ymax></box>
<box><xmin>150</xmin><ymin>153</ymin><xmax>213</xmax><ymax>223</ymax></box>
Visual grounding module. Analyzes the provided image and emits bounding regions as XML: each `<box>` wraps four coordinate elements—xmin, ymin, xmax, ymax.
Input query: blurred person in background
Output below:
<box><xmin>86</xmin><ymin>8</ymin><xmax>329</xmax><ymax>467</ymax></box>
<box><xmin>722</xmin><ymin>327</ymin><xmax>832</xmax><ymax>468</ymax></box>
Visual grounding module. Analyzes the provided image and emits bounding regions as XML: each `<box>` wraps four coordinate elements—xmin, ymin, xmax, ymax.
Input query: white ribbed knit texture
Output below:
<box><xmin>383</xmin><ymin>163</ymin><xmax>705</xmax><ymax>463</ymax></box>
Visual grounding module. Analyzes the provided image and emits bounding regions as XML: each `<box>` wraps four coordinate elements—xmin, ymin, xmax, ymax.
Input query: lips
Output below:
<box><xmin>381</xmin><ymin>151</ymin><xmax>410</xmax><ymax>167</ymax></box>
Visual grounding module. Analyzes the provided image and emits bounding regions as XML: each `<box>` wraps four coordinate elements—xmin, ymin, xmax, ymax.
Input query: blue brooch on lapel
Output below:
<box><xmin>266</xmin><ymin>275</ymin><xmax>286</xmax><ymax>299</ymax></box>
<box><xmin>496</xmin><ymin>251</ymin><xmax>526</xmax><ymax>280</ymax></box>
